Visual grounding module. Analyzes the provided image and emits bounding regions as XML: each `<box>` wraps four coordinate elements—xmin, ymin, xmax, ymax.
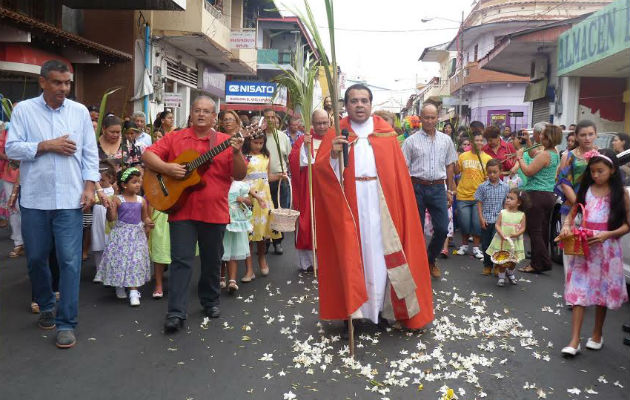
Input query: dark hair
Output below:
<box><xmin>40</xmin><ymin>60</ymin><xmax>70</xmax><ymax>78</ymax></box>
<box><xmin>443</xmin><ymin>122</ymin><xmax>454</xmax><ymax>132</ymax></box>
<box><xmin>99</xmin><ymin>160</ymin><xmax>116</xmax><ymax>183</ymax></box>
<box><xmin>616</xmin><ymin>133</ymin><xmax>630</xmax><ymax>151</ymax></box>
<box><xmin>483</xmin><ymin>126</ymin><xmax>500</xmax><ymax>140</ymax></box>
<box><xmin>344</xmin><ymin>84</ymin><xmax>373</xmax><ymax>105</ymax></box>
<box><xmin>102</xmin><ymin>114</ymin><xmax>121</xmax><ymax>129</ymax></box>
<box><xmin>509</xmin><ymin>188</ymin><xmax>529</xmax><ymax>211</ymax></box>
<box><xmin>87</xmin><ymin>105</ymin><xmax>99</xmax><ymax>113</ymax></box>
<box><xmin>559</xmin><ymin>124</ymin><xmax>566</xmax><ymax>130</ymax></box>
<box><xmin>242</xmin><ymin>134</ymin><xmax>270</xmax><ymax>158</ymax></box>
<box><xmin>123</xmin><ymin>120</ymin><xmax>139</xmax><ymax>134</ymax></box>
<box><xmin>575</xmin><ymin>148</ymin><xmax>627</xmax><ymax>231</ymax></box>
<box><xmin>486</xmin><ymin>158</ymin><xmax>502</xmax><ymax>170</ymax></box>
<box><xmin>154</xmin><ymin>110</ymin><xmax>173</xmax><ymax>131</ymax></box>
<box><xmin>470</xmin><ymin>121</ymin><xmax>485</xmax><ymax>132</ymax></box>
<box><xmin>116</xmin><ymin>168</ymin><xmax>142</xmax><ymax>188</ymax></box>
<box><xmin>574</xmin><ymin>119</ymin><xmax>597</xmax><ymax>136</ymax></box>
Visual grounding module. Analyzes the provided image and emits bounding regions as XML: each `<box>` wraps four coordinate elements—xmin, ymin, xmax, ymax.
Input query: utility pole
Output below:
<box><xmin>458</xmin><ymin>10</ymin><xmax>464</xmax><ymax>128</ymax></box>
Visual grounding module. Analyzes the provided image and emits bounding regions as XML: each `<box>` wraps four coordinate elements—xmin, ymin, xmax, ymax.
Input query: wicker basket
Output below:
<box><xmin>490</xmin><ymin>238</ymin><xmax>517</xmax><ymax>269</ymax></box>
<box><xmin>270</xmin><ymin>178</ymin><xmax>300</xmax><ymax>232</ymax></box>
<box><xmin>559</xmin><ymin>204</ymin><xmax>590</xmax><ymax>256</ymax></box>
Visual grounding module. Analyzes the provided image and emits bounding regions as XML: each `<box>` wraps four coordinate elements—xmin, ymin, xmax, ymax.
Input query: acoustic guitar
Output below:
<box><xmin>143</xmin><ymin>133</ymin><xmax>240</xmax><ymax>213</ymax></box>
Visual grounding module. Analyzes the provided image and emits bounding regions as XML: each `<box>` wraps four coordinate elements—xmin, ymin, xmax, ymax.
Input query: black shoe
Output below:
<box><xmin>341</xmin><ymin>319</ymin><xmax>359</xmax><ymax>340</ymax></box>
<box><xmin>305</xmin><ymin>265</ymin><xmax>314</xmax><ymax>273</ymax></box>
<box><xmin>622</xmin><ymin>323</ymin><xmax>630</xmax><ymax>333</ymax></box>
<box><xmin>38</xmin><ymin>311</ymin><xmax>56</xmax><ymax>330</ymax></box>
<box><xmin>624</xmin><ymin>337</ymin><xmax>630</xmax><ymax>346</ymax></box>
<box><xmin>274</xmin><ymin>244</ymin><xmax>284</xmax><ymax>255</ymax></box>
<box><xmin>204</xmin><ymin>306</ymin><xmax>220</xmax><ymax>319</ymax></box>
<box><xmin>377</xmin><ymin>314</ymin><xmax>390</xmax><ymax>331</ymax></box>
<box><xmin>164</xmin><ymin>317</ymin><xmax>183</xmax><ymax>334</ymax></box>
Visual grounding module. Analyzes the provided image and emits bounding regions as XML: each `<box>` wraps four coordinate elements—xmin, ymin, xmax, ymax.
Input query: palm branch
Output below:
<box><xmin>94</xmin><ymin>87</ymin><xmax>123</xmax><ymax>140</ymax></box>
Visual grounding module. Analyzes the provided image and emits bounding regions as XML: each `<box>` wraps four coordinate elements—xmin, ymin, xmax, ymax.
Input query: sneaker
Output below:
<box><xmin>496</xmin><ymin>278</ymin><xmax>505</xmax><ymax>287</ymax></box>
<box><xmin>472</xmin><ymin>247</ymin><xmax>484</xmax><ymax>260</ymax></box>
<box><xmin>92</xmin><ymin>276</ymin><xmax>102</xmax><ymax>284</ymax></box>
<box><xmin>56</xmin><ymin>330</ymin><xmax>76</xmax><ymax>349</ymax></box>
<box><xmin>115</xmin><ymin>287</ymin><xmax>127</xmax><ymax>299</ymax></box>
<box><xmin>507</xmin><ymin>273</ymin><xmax>518</xmax><ymax>285</ymax></box>
<box><xmin>129</xmin><ymin>290</ymin><xmax>141</xmax><ymax>307</ymax></box>
<box><xmin>38</xmin><ymin>311</ymin><xmax>56</xmax><ymax>330</ymax></box>
<box><xmin>456</xmin><ymin>245</ymin><xmax>469</xmax><ymax>255</ymax></box>
<box><xmin>482</xmin><ymin>266</ymin><xmax>492</xmax><ymax>276</ymax></box>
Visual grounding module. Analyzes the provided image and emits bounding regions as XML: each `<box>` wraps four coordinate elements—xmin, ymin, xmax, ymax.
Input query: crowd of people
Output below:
<box><xmin>1</xmin><ymin>60</ymin><xmax>628</xmax><ymax>354</ymax></box>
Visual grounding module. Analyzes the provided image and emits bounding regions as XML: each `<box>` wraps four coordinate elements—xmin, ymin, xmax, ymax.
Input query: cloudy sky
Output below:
<box><xmin>280</xmin><ymin>0</ymin><xmax>475</xmax><ymax>111</ymax></box>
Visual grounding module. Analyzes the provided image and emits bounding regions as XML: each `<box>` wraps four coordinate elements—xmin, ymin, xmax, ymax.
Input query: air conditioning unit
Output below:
<box><xmin>532</xmin><ymin>56</ymin><xmax>548</xmax><ymax>81</ymax></box>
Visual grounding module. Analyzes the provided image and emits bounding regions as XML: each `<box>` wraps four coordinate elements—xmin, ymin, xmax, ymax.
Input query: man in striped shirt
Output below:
<box><xmin>402</xmin><ymin>103</ymin><xmax>457</xmax><ymax>278</ymax></box>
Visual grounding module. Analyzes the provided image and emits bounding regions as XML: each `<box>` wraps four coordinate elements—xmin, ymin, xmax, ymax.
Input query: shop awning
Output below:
<box><xmin>478</xmin><ymin>19</ymin><xmax>578</xmax><ymax>76</ymax></box>
<box><xmin>0</xmin><ymin>44</ymin><xmax>74</xmax><ymax>75</ymax></box>
<box><xmin>557</xmin><ymin>0</ymin><xmax>630</xmax><ymax>77</ymax></box>
<box><xmin>61</xmin><ymin>0</ymin><xmax>185</xmax><ymax>10</ymax></box>
<box><xmin>0</xmin><ymin>7</ymin><xmax>132</xmax><ymax>62</ymax></box>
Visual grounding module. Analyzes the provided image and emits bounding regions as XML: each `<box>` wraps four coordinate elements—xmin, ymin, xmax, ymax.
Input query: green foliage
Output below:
<box><xmin>1</xmin><ymin>96</ymin><xmax>13</xmax><ymax>120</ymax></box>
<box><xmin>94</xmin><ymin>87</ymin><xmax>123</xmax><ymax>140</ymax></box>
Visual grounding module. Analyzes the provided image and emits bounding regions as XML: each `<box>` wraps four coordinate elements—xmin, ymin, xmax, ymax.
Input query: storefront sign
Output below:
<box><xmin>229</xmin><ymin>30</ymin><xmax>256</xmax><ymax>49</ymax></box>
<box><xmin>557</xmin><ymin>0</ymin><xmax>630</xmax><ymax>76</ymax></box>
<box><xmin>225</xmin><ymin>81</ymin><xmax>286</xmax><ymax>105</ymax></box>
<box><xmin>163</xmin><ymin>92</ymin><xmax>183</xmax><ymax>108</ymax></box>
<box><xmin>202</xmin><ymin>67</ymin><xmax>225</xmax><ymax>98</ymax></box>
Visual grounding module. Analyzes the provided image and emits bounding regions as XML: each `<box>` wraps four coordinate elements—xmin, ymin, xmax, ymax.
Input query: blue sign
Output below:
<box><xmin>225</xmin><ymin>81</ymin><xmax>277</xmax><ymax>104</ymax></box>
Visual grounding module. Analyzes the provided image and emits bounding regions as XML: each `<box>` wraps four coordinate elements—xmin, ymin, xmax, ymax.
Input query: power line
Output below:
<box><xmin>315</xmin><ymin>26</ymin><xmax>459</xmax><ymax>33</ymax></box>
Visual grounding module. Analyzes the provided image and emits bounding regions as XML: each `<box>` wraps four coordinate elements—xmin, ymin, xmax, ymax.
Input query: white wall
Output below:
<box><xmin>467</xmin><ymin>83</ymin><xmax>528</xmax><ymax>109</ymax></box>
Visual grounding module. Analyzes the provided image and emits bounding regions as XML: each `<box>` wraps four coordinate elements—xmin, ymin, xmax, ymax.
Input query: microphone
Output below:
<box><xmin>341</xmin><ymin>128</ymin><xmax>349</xmax><ymax>168</ymax></box>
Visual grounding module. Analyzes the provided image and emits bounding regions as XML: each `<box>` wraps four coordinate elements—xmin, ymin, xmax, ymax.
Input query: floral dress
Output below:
<box><xmin>95</xmin><ymin>195</ymin><xmax>151</xmax><ymax>288</ymax></box>
<box><xmin>222</xmin><ymin>181</ymin><xmax>253</xmax><ymax>261</ymax></box>
<box><xmin>565</xmin><ymin>188</ymin><xmax>628</xmax><ymax>309</ymax></box>
<box><xmin>245</xmin><ymin>154</ymin><xmax>280</xmax><ymax>242</ymax></box>
<box><xmin>486</xmin><ymin>210</ymin><xmax>526</xmax><ymax>262</ymax></box>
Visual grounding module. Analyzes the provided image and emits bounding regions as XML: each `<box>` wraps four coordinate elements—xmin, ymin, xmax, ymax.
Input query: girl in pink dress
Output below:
<box><xmin>557</xmin><ymin>148</ymin><xmax>629</xmax><ymax>357</ymax></box>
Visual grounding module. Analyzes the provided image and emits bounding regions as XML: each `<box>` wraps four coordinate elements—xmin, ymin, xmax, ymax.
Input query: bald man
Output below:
<box><xmin>402</xmin><ymin>103</ymin><xmax>457</xmax><ymax>279</ymax></box>
<box><xmin>288</xmin><ymin>109</ymin><xmax>330</xmax><ymax>272</ymax></box>
<box><xmin>143</xmin><ymin>96</ymin><xmax>246</xmax><ymax>333</ymax></box>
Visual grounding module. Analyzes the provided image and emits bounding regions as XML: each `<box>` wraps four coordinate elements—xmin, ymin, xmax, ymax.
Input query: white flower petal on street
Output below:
<box><xmin>283</xmin><ymin>391</ymin><xmax>296</xmax><ymax>400</ymax></box>
<box><xmin>567</xmin><ymin>387</ymin><xmax>581</xmax><ymax>395</ymax></box>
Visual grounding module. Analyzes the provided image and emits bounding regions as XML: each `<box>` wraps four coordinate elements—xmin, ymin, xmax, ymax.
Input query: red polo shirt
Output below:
<box><xmin>146</xmin><ymin>128</ymin><xmax>235</xmax><ymax>224</ymax></box>
<box><xmin>482</xmin><ymin>140</ymin><xmax>516</xmax><ymax>171</ymax></box>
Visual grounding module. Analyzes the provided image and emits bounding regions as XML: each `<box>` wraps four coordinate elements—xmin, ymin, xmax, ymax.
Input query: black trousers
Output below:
<box><xmin>480</xmin><ymin>224</ymin><xmax>496</xmax><ymax>267</ymax></box>
<box><xmin>166</xmin><ymin>220</ymin><xmax>226</xmax><ymax>320</ymax></box>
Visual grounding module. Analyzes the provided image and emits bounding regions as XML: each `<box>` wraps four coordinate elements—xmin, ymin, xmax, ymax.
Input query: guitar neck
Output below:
<box><xmin>188</xmin><ymin>139</ymin><xmax>231</xmax><ymax>171</ymax></box>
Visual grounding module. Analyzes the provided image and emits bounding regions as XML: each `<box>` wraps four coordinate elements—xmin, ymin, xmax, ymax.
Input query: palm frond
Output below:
<box><xmin>94</xmin><ymin>87</ymin><xmax>123</xmax><ymax>140</ymax></box>
<box><xmin>1</xmin><ymin>97</ymin><xmax>13</xmax><ymax>120</ymax></box>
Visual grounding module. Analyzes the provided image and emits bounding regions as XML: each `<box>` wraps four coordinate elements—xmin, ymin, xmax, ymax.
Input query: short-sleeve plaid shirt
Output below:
<box><xmin>474</xmin><ymin>180</ymin><xmax>509</xmax><ymax>223</ymax></box>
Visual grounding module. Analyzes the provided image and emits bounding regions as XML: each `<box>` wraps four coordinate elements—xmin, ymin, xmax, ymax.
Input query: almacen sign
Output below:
<box><xmin>557</xmin><ymin>0</ymin><xmax>630</xmax><ymax>76</ymax></box>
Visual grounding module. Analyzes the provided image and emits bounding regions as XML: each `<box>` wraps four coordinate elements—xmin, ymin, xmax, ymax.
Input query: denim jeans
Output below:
<box><xmin>457</xmin><ymin>200</ymin><xmax>481</xmax><ymax>236</ymax></box>
<box><xmin>269</xmin><ymin>179</ymin><xmax>290</xmax><ymax>244</ymax></box>
<box><xmin>21</xmin><ymin>207</ymin><xmax>83</xmax><ymax>331</ymax></box>
<box><xmin>413</xmin><ymin>183</ymin><xmax>449</xmax><ymax>265</ymax></box>
<box><xmin>167</xmin><ymin>220</ymin><xmax>226</xmax><ymax>320</ymax></box>
<box><xmin>480</xmin><ymin>224</ymin><xmax>496</xmax><ymax>267</ymax></box>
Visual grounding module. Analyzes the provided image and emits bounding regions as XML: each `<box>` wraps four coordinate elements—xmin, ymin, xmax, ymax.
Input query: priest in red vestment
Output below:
<box><xmin>313</xmin><ymin>84</ymin><xmax>434</xmax><ymax>330</ymax></box>
<box><xmin>288</xmin><ymin>109</ymin><xmax>330</xmax><ymax>272</ymax></box>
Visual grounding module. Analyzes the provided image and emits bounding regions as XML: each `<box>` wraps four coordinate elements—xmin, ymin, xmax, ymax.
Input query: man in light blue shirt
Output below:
<box><xmin>6</xmin><ymin>60</ymin><xmax>100</xmax><ymax>349</ymax></box>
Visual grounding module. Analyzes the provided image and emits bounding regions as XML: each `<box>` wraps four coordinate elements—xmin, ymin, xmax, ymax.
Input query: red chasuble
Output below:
<box><xmin>312</xmin><ymin>115</ymin><xmax>434</xmax><ymax>329</ymax></box>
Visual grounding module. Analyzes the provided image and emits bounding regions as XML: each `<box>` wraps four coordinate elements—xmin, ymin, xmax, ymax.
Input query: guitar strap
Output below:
<box><xmin>208</xmin><ymin>130</ymin><xmax>218</xmax><ymax>150</ymax></box>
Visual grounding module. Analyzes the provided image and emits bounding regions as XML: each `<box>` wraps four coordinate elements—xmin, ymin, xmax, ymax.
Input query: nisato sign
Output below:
<box><xmin>225</xmin><ymin>81</ymin><xmax>286</xmax><ymax>105</ymax></box>
<box><xmin>557</xmin><ymin>0</ymin><xmax>630</xmax><ymax>76</ymax></box>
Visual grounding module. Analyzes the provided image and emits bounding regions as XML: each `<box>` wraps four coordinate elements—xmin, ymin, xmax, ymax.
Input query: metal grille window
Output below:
<box><xmin>165</xmin><ymin>59</ymin><xmax>198</xmax><ymax>88</ymax></box>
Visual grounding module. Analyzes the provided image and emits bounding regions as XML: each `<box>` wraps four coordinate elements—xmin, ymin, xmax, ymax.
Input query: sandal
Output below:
<box><xmin>219</xmin><ymin>276</ymin><xmax>227</xmax><ymax>289</ymax></box>
<box><xmin>227</xmin><ymin>280</ymin><xmax>239</xmax><ymax>294</ymax></box>
<box><xmin>260</xmin><ymin>266</ymin><xmax>270</xmax><ymax>276</ymax></box>
<box><xmin>9</xmin><ymin>245</ymin><xmax>24</xmax><ymax>258</ymax></box>
<box><xmin>152</xmin><ymin>290</ymin><xmax>163</xmax><ymax>299</ymax></box>
<box><xmin>518</xmin><ymin>265</ymin><xmax>539</xmax><ymax>274</ymax></box>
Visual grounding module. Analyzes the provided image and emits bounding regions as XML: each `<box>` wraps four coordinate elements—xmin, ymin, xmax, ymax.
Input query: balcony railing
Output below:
<box><xmin>257</xmin><ymin>48</ymin><xmax>294</xmax><ymax>67</ymax></box>
<box><xmin>203</xmin><ymin>0</ymin><xmax>229</xmax><ymax>26</ymax></box>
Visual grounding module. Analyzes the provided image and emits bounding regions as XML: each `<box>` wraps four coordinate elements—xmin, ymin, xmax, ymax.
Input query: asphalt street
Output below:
<box><xmin>0</xmin><ymin>229</ymin><xmax>629</xmax><ymax>400</ymax></box>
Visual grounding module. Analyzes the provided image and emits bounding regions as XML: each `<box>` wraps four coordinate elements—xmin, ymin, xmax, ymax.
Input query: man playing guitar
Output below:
<box><xmin>143</xmin><ymin>96</ymin><xmax>246</xmax><ymax>333</ymax></box>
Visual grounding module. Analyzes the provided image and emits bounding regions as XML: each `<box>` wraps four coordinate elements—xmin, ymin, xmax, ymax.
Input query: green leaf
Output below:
<box><xmin>94</xmin><ymin>87</ymin><xmax>123</xmax><ymax>140</ymax></box>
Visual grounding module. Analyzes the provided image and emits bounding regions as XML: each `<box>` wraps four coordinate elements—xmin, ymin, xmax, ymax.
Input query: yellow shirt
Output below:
<box><xmin>456</xmin><ymin>151</ymin><xmax>492</xmax><ymax>201</ymax></box>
